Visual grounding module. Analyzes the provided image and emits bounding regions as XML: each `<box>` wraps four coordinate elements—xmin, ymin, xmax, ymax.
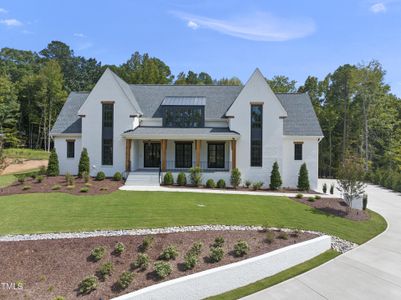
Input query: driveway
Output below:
<box><xmin>242</xmin><ymin>179</ymin><xmax>401</xmax><ymax>300</ymax></box>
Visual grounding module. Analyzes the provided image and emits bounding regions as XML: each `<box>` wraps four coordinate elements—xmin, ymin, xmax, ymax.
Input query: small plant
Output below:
<box><xmin>177</xmin><ymin>172</ymin><xmax>187</xmax><ymax>186</ymax></box>
<box><xmin>297</xmin><ymin>163</ymin><xmax>310</xmax><ymax>191</ymax></box>
<box><xmin>114</xmin><ymin>242</ymin><xmax>125</xmax><ymax>255</ymax></box>
<box><xmin>39</xmin><ymin>165</ymin><xmax>47</xmax><ymax>175</ymax></box>
<box><xmin>307</xmin><ymin>197</ymin><xmax>315</xmax><ymax>202</ymax></box>
<box><xmin>291</xmin><ymin>229</ymin><xmax>301</xmax><ymax>237</ymax></box>
<box><xmin>95</xmin><ymin>171</ymin><xmax>106</xmax><ymax>181</ymax></box>
<box><xmin>17</xmin><ymin>175</ymin><xmax>25</xmax><ymax>184</ymax></box>
<box><xmin>84</xmin><ymin>182</ymin><xmax>92</xmax><ymax>187</ymax></box>
<box><xmin>269</xmin><ymin>161</ymin><xmax>282</xmax><ymax>190</ymax></box>
<box><xmin>233</xmin><ymin>240</ymin><xmax>249</xmax><ymax>257</ymax></box>
<box><xmin>131</xmin><ymin>253</ymin><xmax>150</xmax><ymax>270</ymax></box>
<box><xmin>100</xmin><ymin>187</ymin><xmax>108</xmax><ymax>191</ymax></box>
<box><xmin>82</xmin><ymin>171</ymin><xmax>90</xmax><ymax>183</ymax></box>
<box><xmin>53</xmin><ymin>297</ymin><xmax>65</xmax><ymax>300</ymax></box>
<box><xmin>188</xmin><ymin>241</ymin><xmax>203</xmax><ymax>256</ymax></box>
<box><xmin>315</xmin><ymin>195</ymin><xmax>321</xmax><ymax>200</ymax></box>
<box><xmin>184</xmin><ymin>252</ymin><xmax>198</xmax><ymax>270</ymax></box>
<box><xmin>113</xmin><ymin>172</ymin><xmax>122</xmax><ymax>181</ymax></box>
<box><xmin>209</xmin><ymin>246</ymin><xmax>224</xmax><ymax>262</ymax></box>
<box><xmin>265</xmin><ymin>231</ymin><xmax>275</xmax><ymax>244</ymax></box>
<box><xmin>322</xmin><ymin>183</ymin><xmax>327</xmax><ymax>193</ymax></box>
<box><xmin>22</xmin><ymin>185</ymin><xmax>31</xmax><ymax>190</ymax></box>
<box><xmin>47</xmin><ymin>149</ymin><xmax>60</xmax><ymax>176</ymax></box>
<box><xmin>330</xmin><ymin>184</ymin><xmax>334</xmax><ymax>194</ymax></box>
<box><xmin>65</xmin><ymin>172</ymin><xmax>75</xmax><ymax>186</ymax></box>
<box><xmin>36</xmin><ymin>175</ymin><xmax>44</xmax><ymax>183</ymax></box>
<box><xmin>363</xmin><ymin>193</ymin><xmax>368</xmax><ymax>210</ymax></box>
<box><xmin>97</xmin><ymin>262</ymin><xmax>113</xmax><ymax>279</ymax></box>
<box><xmin>189</xmin><ymin>166</ymin><xmax>202</xmax><ymax>186</ymax></box>
<box><xmin>117</xmin><ymin>271</ymin><xmax>134</xmax><ymax>290</ymax></box>
<box><xmin>78</xmin><ymin>276</ymin><xmax>98</xmax><ymax>294</ymax></box>
<box><xmin>80</xmin><ymin>187</ymin><xmax>89</xmax><ymax>193</ymax></box>
<box><xmin>141</xmin><ymin>236</ymin><xmax>154</xmax><ymax>252</ymax></box>
<box><xmin>51</xmin><ymin>184</ymin><xmax>61</xmax><ymax>190</ymax></box>
<box><xmin>154</xmin><ymin>261</ymin><xmax>172</xmax><ymax>279</ymax></box>
<box><xmin>245</xmin><ymin>180</ymin><xmax>252</xmax><ymax>188</ymax></box>
<box><xmin>230</xmin><ymin>168</ymin><xmax>242</xmax><ymax>189</ymax></box>
<box><xmin>277</xmin><ymin>231</ymin><xmax>289</xmax><ymax>240</ymax></box>
<box><xmin>159</xmin><ymin>245</ymin><xmax>179</xmax><ymax>260</ymax></box>
<box><xmin>295</xmin><ymin>193</ymin><xmax>303</xmax><ymax>199</ymax></box>
<box><xmin>252</xmin><ymin>181</ymin><xmax>263</xmax><ymax>191</ymax></box>
<box><xmin>213</xmin><ymin>236</ymin><xmax>225</xmax><ymax>248</ymax></box>
<box><xmin>163</xmin><ymin>172</ymin><xmax>174</xmax><ymax>185</ymax></box>
<box><xmin>216</xmin><ymin>179</ymin><xmax>226</xmax><ymax>188</ymax></box>
<box><xmin>90</xmin><ymin>246</ymin><xmax>105</xmax><ymax>261</ymax></box>
<box><xmin>206</xmin><ymin>178</ymin><xmax>216</xmax><ymax>188</ymax></box>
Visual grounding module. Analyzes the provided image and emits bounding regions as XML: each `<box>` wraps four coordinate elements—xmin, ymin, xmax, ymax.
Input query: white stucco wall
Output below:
<box><xmin>54</xmin><ymin>136</ymin><xmax>82</xmax><ymax>175</ymax></box>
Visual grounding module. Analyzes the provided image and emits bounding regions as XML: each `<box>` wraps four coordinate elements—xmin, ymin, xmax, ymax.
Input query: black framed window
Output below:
<box><xmin>175</xmin><ymin>142</ymin><xmax>192</xmax><ymax>168</ymax></box>
<box><xmin>250</xmin><ymin>104</ymin><xmax>263</xmax><ymax>166</ymax></box>
<box><xmin>208</xmin><ymin>143</ymin><xmax>225</xmax><ymax>168</ymax></box>
<box><xmin>163</xmin><ymin>106</ymin><xmax>204</xmax><ymax>128</ymax></box>
<box><xmin>294</xmin><ymin>143</ymin><xmax>303</xmax><ymax>160</ymax></box>
<box><xmin>66</xmin><ymin>140</ymin><xmax>75</xmax><ymax>158</ymax></box>
<box><xmin>102</xmin><ymin>103</ymin><xmax>114</xmax><ymax>165</ymax></box>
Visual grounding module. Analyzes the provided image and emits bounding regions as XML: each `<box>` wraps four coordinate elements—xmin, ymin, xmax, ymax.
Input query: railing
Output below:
<box><xmin>164</xmin><ymin>160</ymin><xmax>230</xmax><ymax>172</ymax></box>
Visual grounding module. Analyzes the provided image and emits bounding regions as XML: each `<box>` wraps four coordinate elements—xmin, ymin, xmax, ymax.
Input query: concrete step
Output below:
<box><xmin>125</xmin><ymin>171</ymin><xmax>160</xmax><ymax>187</ymax></box>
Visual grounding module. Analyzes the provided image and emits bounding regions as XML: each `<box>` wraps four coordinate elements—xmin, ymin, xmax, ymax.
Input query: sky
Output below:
<box><xmin>1</xmin><ymin>0</ymin><xmax>401</xmax><ymax>95</ymax></box>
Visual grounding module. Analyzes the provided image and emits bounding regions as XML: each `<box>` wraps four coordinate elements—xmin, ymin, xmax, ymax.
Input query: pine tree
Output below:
<box><xmin>47</xmin><ymin>148</ymin><xmax>59</xmax><ymax>176</ymax></box>
<box><xmin>297</xmin><ymin>163</ymin><xmax>310</xmax><ymax>191</ymax></box>
<box><xmin>78</xmin><ymin>148</ymin><xmax>90</xmax><ymax>177</ymax></box>
<box><xmin>269</xmin><ymin>161</ymin><xmax>282</xmax><ymax>190</ymax></box>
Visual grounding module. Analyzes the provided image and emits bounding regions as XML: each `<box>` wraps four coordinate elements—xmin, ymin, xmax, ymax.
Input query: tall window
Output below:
<box><xmin>208</xmin><ymin>143</ymin><xmax>225</xmax><ymax>168</ymax></box>
<box><xmin>163</xmin><ymin>106</ymin><xmax>204</xmax><ymax>128</ymax></box>
<box><xmin>175</xmin><ymin>142</ymin><xmax>192</xmax><ymax>168</ymax></box>
<box><xmin>250</xmin><ymin>104</ymin><xmax>263</xmax><ymax>166</ymax></box>
<box><xmin>294</xmin><ymin>143</ymin><xmax>303</xmax><ymax>160</ymax></box>
<box><xmin>66</xmin><ymin>140</ymin><xmax>75</xmax><ymax>158</ymax></box>
<box><xmin>102</xmin><ymin>103</ymin><xmax>114</xmax><ymax>165</ymax></box>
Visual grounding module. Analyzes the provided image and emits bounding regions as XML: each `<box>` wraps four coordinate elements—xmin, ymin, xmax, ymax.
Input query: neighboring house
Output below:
<box><xmin>50</xmin><ymin>68</ymin><xmax>323</xmax><ymax>189</ymax></box>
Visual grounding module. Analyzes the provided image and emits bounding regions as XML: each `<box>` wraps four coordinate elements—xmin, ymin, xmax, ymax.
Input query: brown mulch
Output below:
<box><xmin>0</xmin><ymin>230</ymin><xmax>317</xmax><ymax>300</ymax></box>
<box><xmin>0</xmin><ymin>176</ymin><xmax>123</xmax><ymax>196</ymax></box>
<box><xmin>291</xmin><ymin>196</ymin><xmax>369</xmax><ymax>221</ymax></box>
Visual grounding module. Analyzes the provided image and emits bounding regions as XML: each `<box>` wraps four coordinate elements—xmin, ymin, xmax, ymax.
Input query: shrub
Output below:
<box><xmin>245</xmin><ymin>180</ymin><xmax>252</xmax><ymax>188</ymax></box>
<box><xmin>177</xmin><ymin>172</ymin><xmax>187</xmax><ymax>186</ymax></box>
<box><xmin>265</xmin><ymin>231</ymin><xmax>275</xmax><ymax>244</ymax></box>
<box><xmin>269</xmin><ymin>161</ymin><xmax>282</xmax><ymax>190</ymax></box>
<box><xmin>97</xmin><ymin>262</ymin><xmax>113</xmax><ymax>279</ymax></box>
<box><xmin>330</xmin><ymin>184</ymin><xmax>334</xmax><ymax>194</ymax></box>
<box><xmin>84</xmin><ymin>182</ymin><xmax>91</xmax><ymax>187</ymax></box>
<box><xmin>82</xmin><ymin>171</ymin><xmax>90</xmax><ymax>183</ymax></box>
<box><xmin>53</xmin><ymin>297</ymin><xmax>65</xmax><ymax>300</ymax></box>
<box><xmin>100</xmin><ymin>187</ymin><xmax>108</xmax><ymax>191</ymax></box>
<box><xmin>291</xmin><ymin>229</ymin><xmax>301</xmax><ymax>237</ymax></box>
<box><xmin>188</xmin><ymin>241</ymin><xmax>203</xmax><ymax>256</ymax></box>
<box><xmin>213</xmin><ymin>236</ymin><xmax>225</xmax><ymax>248</ymax></box>
<box><xmin>295</xmin><ymin>193</ymin><xmax>303</xmax><ymax>199</ymax></box>
<box><xmin>252</xmin><ymin>181</ymin><xmax>263</xmax><ymax>191</ymax></box>
<box><xmin>65</xmin><ymin>172</ymin><xmax>75</xmax><ymax>186</ymax></box>
<box><xmin>17</xmin><ymin>175</ymin><xmax>25</xmax><ymax>184</ymax></box>
<box><xmin>51</xmin><ymin>184</ymin><xmax>61</xmax><ymax>190</ymax></box>
<box><xmin>322</xmin><ymin>183</ymin><xmax>327</xmax><ymax>193</ymax></box>
<box><xmin>297</xmin><ymin>163</ymin><xmax>310</xmax><ymax>191</ymax></box>
<box><xmin>66</xmin><ymin>185</ymin><xmax>75</xmax><ymax>190</ymax></box>
<box><xmin>22</xmin><ymin>185</ymin><xmax>31</xmax><ymax>190</ymax></box>
<box><xmin>184</xmin><ymin>253</ymin><xmax>198</xmax><ymax>270</ymax></box>
<box><xmin>131</xmin><ymin>253</ymin><xmax>150</xmax><ymax>270</ymax></box>
<box><xmin>90</xmin><ymin>246</ymin><xmax>105</xmax><ymax>261</ymax></box>
<box><xmin>113</xmin><ymin>172</ymin><xmax>122</xmax><ymax>181</ymax></box>
<box><xmin>189</xmin><ymin>167</ymin><xmax>202</xmax><ymax>186</ymax></box>
<box><xmin>307</xmin><ymin>197</ymin><xmax>315</xmax><ymax>202</ymax></box>
<box><xmin>78</xmin><ymin>276</ymin><xmax>98</xmax><ymax>294</ymax></box>
<box><xmin>205</xmin><ymin>178</ymin><xmax>215</xmax><ymax>188</ymax></box>
<box><xmin>39</xmin><ymin>165</ymin><xmax>47</xmax><ymax>175</ymax></box>
<box><xmin>217</xmin><ymin>179</ymin><xmax>226</xmax><ymax>189</ymax></box>
<box><xmin>154</xmin><ymin>261</ymin><xmax>172</xmax><ymax>279</ymax></box>
<box><xmin>78</xmin><ymin>148</ymin><xmax>90</xmax><ymax>177</ymax></box>
<box><xmin>230</xmin><ymin>168</ymin><xmax>241</xmax><ymax>189</ymax></box>
<box><xmin>363</xmin><ymin>193</ymin><xmax>368</xmax><ymax>210</ymax></box>
<box><xmin>234</xmin><ymin>240</ymin><xmax>249</xmax><ymax>257</ymax></box>
<box><xmin>159</xmin><ymin>245</ymin><xmax>179</xmax><ymax>260</ymax></box>
<box><xmin>163</xmin><ymin>172</ymin><xmax>174</xmax><ymax>185</ymax></box>
<box><xmin>141</xmin><ymin>236</ymin><xmax>154</xmax><ymax>252</ymax></box>
<box><xmin>277</xmin><ymin>231</ymin><xmax>288</xmax><ymax>240</ymax></box>
<box><xmin>315</xmin><ymin>195</ymin><xmax>321</xmax><ymax>200</ymax></box>
<box><xmin>209</xmin><ymin>246</ymin><xmax>224</xmax><ymax>262</ymax></box>
<box><xmin>95</xmin><ymin>171</ymin><xmax>105</xmax><ymax>181</ymax></box>
<box><xmin>114</xmin><ymin>242</ymin><xmax>125</xmax><ymax>255</ymax></box>
<box><xmin>117</xmin><ymin>271</ymin><xmax>134</xmax><ymax>290</ymax></box>
<box><xmin>47</xmin><ymin>149</ymin><xmax>60</xmax><ymax>176</ymax></box>
<box><xmin>80</xmin><ymin>187</ymin><xmax>89</xmax><ymax>193</ymax></box>
<box><xmin>36</xmin><ymin>175</ymin><xmax>44</xmax><ymax>183</ymax></box>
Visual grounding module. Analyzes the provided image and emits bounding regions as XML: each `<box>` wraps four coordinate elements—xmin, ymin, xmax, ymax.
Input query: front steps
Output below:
<box><xmin>125</xmin><ymin>171</ymin><xmax>160</xmax><ymax>187</ymax></box>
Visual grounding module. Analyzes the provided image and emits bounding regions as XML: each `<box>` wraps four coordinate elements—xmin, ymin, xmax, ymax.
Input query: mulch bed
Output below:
<box><xmin>0</xmin><ymin>230</ymin><xmax>317</xmax><ymax>300</ymax></box>
<box><xmin>0</xmin><ymin>176</ymin><xmax>123</xmax><ymax>196</ymax></box>
<box><xmin>291</xmin><ymin>196</ymin><xmax>369</xmax><ymax>221</ymax></box>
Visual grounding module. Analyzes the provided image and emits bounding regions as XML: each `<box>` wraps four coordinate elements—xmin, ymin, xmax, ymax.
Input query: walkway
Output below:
<box><xmin>242</xmin><ymin>179</ymin><xmax>401</xmax><ymax>300</ymax></box>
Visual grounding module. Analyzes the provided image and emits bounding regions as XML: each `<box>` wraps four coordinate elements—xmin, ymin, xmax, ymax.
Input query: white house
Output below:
<box><xmin>50</xmin><ymin>68</ymin><xmax>323</xmax><ymax>190</ymax></box>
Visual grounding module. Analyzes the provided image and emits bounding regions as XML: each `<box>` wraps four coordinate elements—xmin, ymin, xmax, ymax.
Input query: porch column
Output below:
<box><xmin>125</xmin><ymin>139</ymin><xmax>131</xmax><ymax>172</ymax></box>
<box><xmin>196</xmin><ymin>140</ymin><xmax>201</xmax><ymax>167</ymax></box>
<box><xmin>231</xmin><ymin>139</ymin><xmax>237</xmax><ymax>169</ymax></box>
<box><xmin>161</xmin><ymin>139</ymin><xmax>167</xmax><ymax>171</ymax></box>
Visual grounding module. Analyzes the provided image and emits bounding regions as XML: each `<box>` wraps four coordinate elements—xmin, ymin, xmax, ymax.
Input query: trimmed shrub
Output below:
<box><xmin>47</xmin><ymin>149</ymin><xmax>59</xmax><ymax>176</ymax></box>
<box><xmin>330</xmin><ymin>184</ymin><xmax>334</xmax><ymax>194</ymax></box>
<box><xmin>117</xmin><ymin>271</ymin><xmax>134</xmax><ymax>290</ymax></box>
<box><xmin>315</xmin><ymin>195</ymin><xmax>321</xmax><ymax>200</ymax></box>
<box><xmin>295</xmin><ymin>193</ymin><xmax>303</xmax><ymax>199</ymax></box>
<box><xmin>131</xmin><ymin>253</ymin><xmax>150</xmax><ymax>270</ymax></box>
<box><xmin>230</xmin><ymin>168</ymin><xmax>241</xmax><ymax>189</ymax></box>
<box><xmin>51</xmin><ymin>184</ymin><xmax>61</xmax><ymax>190</ymax></box>
<box><xmin>177</xmin><ymin>172</ymin><xmax>187</xmax><ymax>186</ymax></box>
<box><xmin>265</xmin><ymin>231</ymin><xmax>275</xmax><ymax>244</ymax></box>
<box><xmin>90</xmin><ymin>246</ymin><xmax>105</xmax><ymax>261</ymax></box>
<box><xmin>184</xmin><ymin>252</ymin><xmax>198</xmax><ymax>270</ymax></box>
<box><xmin>36</xmin><ymin>175</ymin><xmax>44</xmax><ymax>183</ymax></box>
<box><xmin>322</xmin><ymin>183</ymin><xmax>327</xmax><ymax>193</ymax></box>
<box><xmin>80</xmin><ymin>187</ymin><xmax>89</xmax><ymax>193</ymax></box>
<box><xmin>140</xmin><ymin>236</ymin><xmax>154</xmax><ymax>252</ymax></box>
<box><xmin>159</xmin><ymin>245</ymin><xmax>179</xmax><ymax>260</ymax></box>
<box><xmin>209</xmin><ymin>246</ymin><xmax>224</xmax><ymax>263</ymax></box>
<box><xmin>297</xmin><ymin>163</ymin><xmax>310</xmax><ymax>191</ymax></box>
<box><xmin>163</xmin><ymin>172</ymin><xmax>174</xmax><ymax>185</ymax></box>
<box><xmin>216</xmin><ymin>179</ymin><xmax>226</xmax><ymax>189</ymax></box>
<box><xmin>82</xmin><ymin>171</ymin><xmax>90</xmax><ymax>183</ymax></box>
<box><xmin>78</xmin><ymin>148</ymin><xmax>90</xmax><ymax>177</ymax></box>
<box><xmin>114</xmin><ymin>242</ymin><xmax>125</xmax><ymax>255</ymax></box>
<box><xmin>95</xmin><ymin>171</ymin><xmax>105</xmax><ymax>181</ymax></box>
<box><xmin>154</xmin><ymin>261</ymin><xmax>172</xmax><ymax>279</ymax></box>
<box><xmin>78</xmin><ymin>276</ymin><xmax>98</xmax><ymax>294</ymax></box>
<box><xmin>277</xmin><ymin>231</ymin><xmax>288</xmax><ymax>240</ymax></box>
<box><xmin>189</xmin><ymin>167</ymin><xmax>202</xmax><ymax>186</ymax></box>
<box><xmin>252</xmin><ymin>181</ymin><xmax>263</xmax><ymax>191</ymax></box>
<box><xmin>234</xmin><ymin>240</ymin><xmax>249</xmax><ymax>257</ymax></box>
<box><xmin>307</xmin><ymin>197</ymin><xmax>315</xmax><ymax>202</ymax></box>
<box><xmin>269</xmin><ymin>161</ymin><xmax>282</xmax><ymax>190</ymax></box>
<box><xmin>213</xmin><ymin>236</ymin><xmax>225</xmax><ymax>248</ymax></box>
<box><xmin>188</xmin><ymin>241</ymin><xmax>203</xmax><ymax>256</ymax></box>
<box><xmin>97</xmin><ymin>262</ymin><xmax>113</xmax><ymax>279</ymax></box>
<box><xmin>363</xmin><ymin>194</ymin><xmax>368</xmax><ymax>210</ymax></box>
<box><xmin>206</xmin><ymin>179</ymin><xmax>216</xmax><ymax>188</ymax></box>
<box><xmin>245</xmin><ymin>180</ymin><xmax>252</xmax><ymax>188</ymax></box>
<box><xmin>113</xmin><ymin>172</ymin><xmax>122</xmax><ymax>181</ymax></box>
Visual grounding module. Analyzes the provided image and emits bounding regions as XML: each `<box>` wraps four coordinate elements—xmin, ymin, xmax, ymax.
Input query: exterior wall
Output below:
<box><xmin>282</xmin><ymin>136</ymin><xmax>320</xmax><ymax>190</ymax></box>
<box><xmin>54</xmin><ymin>136</ymin><xmax>82</xmax><ymax>175</ymax></box>
<box><xmin>139</xmin><ymin>118</ymin><xmax>229</xmax><ymax>128</ymax></box>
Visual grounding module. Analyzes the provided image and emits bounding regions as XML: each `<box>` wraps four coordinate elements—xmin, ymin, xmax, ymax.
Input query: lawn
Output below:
<box><xmin>3</xmin><ymin>148</ymin><xmax>49</xmax><ymax>160</ymax></box>
<box><xmin>0</xmin><ymin>174</ymin><xmax>16</xmax><ymax>188</ymax></box>
<box><xmin>0</xmin><ymin>191</ymin><xmax>386</xmax><ymax>244</ymax></box>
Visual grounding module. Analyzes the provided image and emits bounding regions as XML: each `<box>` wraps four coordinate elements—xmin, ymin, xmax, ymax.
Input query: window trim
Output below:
<box><xmin>175</xmin><ymin>142</ymin><xmax>193</xmax><ymax>168</ymax></box>
<box><xmin>207</xmin><ymin>142</ymin><xmax>225</xmax><ymax>169</ymax></box>
<box><xmin>294</xmin><ymin>142</ymin><xmax>303</xmax><ymax>160</ymax></box>
<box><xmin>102</xmin><ymin>103</ymin><xmax>114</xmax><ymax>166</ymax></box>
<box><xmin>250</xmin><ymin>104</ymin><xmax>263</xmax><ymax>167</ymax></box>
<box><xmin>66</xmin><ymin>139</ymin><xmax>75</xmax><ymax>158</ymax></box>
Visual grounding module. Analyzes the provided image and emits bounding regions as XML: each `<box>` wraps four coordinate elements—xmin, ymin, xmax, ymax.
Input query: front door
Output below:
<box><xmin>144</xmin><ymin>142</ymin><xmax>161</xmax><ymax>168</ymax></box>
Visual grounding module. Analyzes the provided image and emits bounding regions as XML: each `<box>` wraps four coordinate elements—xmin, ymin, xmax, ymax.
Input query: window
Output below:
<box><xmin>102</xmin><ymin>103</ymin><xmax>114</xmax><ymax>165</ymax></box>
<box><xmin>163</xmin><ymin>106</ymin><xmax>204</xmax><ymax>128</ymax></box>
<box><xmin>66</xmin><ymin>140</ymin><xmax>75</xmax><ymax>158</ymax></box>
<box><xmin>250</xmin><ymin>104</ymin><xmax>263</xmax><ymax>166</ymax></box>
<box><xmin>208</xmin><ymin>143</ymin><xmax>225</xmax><ymax>168</ymax></box>
<box><xmin>175</xmin><ymin>142</ymin><xmax>192</xmax><ymax>168</ymax></box>
<box><xmin>294</xmin><ymin>143</ymin><xmax>303</xmax><ymax>160</ymax></box>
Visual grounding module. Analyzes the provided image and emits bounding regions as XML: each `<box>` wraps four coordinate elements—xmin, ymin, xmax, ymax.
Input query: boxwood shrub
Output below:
<box><xmin>216</xmin><ymin>179</ymin><xmax>226</xmax><ymax>189</ymax></box>
<box><xmin>95</xmin><ymin>171</ymin><xmax>106</xmax><ymax>181</ymax></box>
<box><xmin>177</xmin><ymin>172</ymin><xmax>187</xmax><ymax>186</ymax></box>
<box><xmin>206</xmin><ymin>179</ymin><xmax>215</xmax><ymax>188</ymax></box>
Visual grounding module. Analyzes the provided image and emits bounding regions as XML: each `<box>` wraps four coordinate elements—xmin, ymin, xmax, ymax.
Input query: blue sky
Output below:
<box><xmin>1</xmin><ymin>0</ymin><xmax>400</xmax><ymax>95</ymax></box>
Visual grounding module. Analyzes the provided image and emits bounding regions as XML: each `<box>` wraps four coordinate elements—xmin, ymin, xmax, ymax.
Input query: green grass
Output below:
<box><xmin>206</xmin><ymin>250</ymin><xmax>340</xmax><ymax>300</ymax></box>
<box><xmin>0</xmin><ymin>174</ymin><xmax>16</xmax><ymax>188</ymax></box>
<box><xmin>3</xmin><ymin>148</ymin><xmax>49</xmax><ymax>160</ymax></box>
<box><xmin>0</xmin><ymin>191</ymin><xmax>386</xmax><ymax>243</ymax></box>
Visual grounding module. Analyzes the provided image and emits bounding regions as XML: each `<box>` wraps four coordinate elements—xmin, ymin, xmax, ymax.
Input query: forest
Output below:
<box><xmin>1</xmin><ymin>40</ymin><xmax>400</xmax><ymax>179</ymax></box>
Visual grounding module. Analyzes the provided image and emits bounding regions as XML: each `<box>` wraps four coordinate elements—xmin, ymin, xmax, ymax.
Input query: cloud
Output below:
<box><xmin>76</xmin><ymin>42</ymin><xmax>93</xmax><ymax>50</ymax></box>
<box><xmin>0</xmin><ymin>18</ymin><xmax>22</xmax><ymax>26</ymax></box>
<box><xmin>0</xmin><ymin>8</ymin><xmax>8</xmax><ymax>13</ymax></box>
<box><xmin>172</xmin><ymin>11</ymin><xmax>315</xmax><ymax>42</ymax></box>
<box><xmin>73</xmin><ymin>32</ymin><xmax>86</xmax><ymax>38</ymax></box>
<box><xmin>370</xmin><ymin>2</ymin><xmax>386</xmax><ymax>13</ymax></box>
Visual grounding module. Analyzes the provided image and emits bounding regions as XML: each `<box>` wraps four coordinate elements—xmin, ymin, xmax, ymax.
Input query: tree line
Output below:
<box><xmin>1</xmin><ymin>40</ymin><xmax>400</xmax><ymax>178</ymax></box>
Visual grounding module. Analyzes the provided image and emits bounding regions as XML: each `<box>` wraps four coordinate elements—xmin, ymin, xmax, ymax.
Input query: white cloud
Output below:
<box><xmin>73</xmin><ymin>32</ymin><xmax>86</xmax><ymax>38</ymax></box>
<box><xmin>172</xmin><ymin>11</ymin><xmax>315</xmax><ymax>42</ymax></box>
<box><xmin>0</xmin><ymin>18</ymin><xmax>22</xmax><ymax>26</ymax></box>
<box><xmin>76</xmin><ymin>42</ymin><xmax>93</xmax><ymax>50</ymax></box>
<box><xmin>0</xmin><ymin>8</ymin><xmax>8</xmax><ymax>13</ymax></box>
<box><xmin>187</xmin><ymin>20</ymin><xmax>199</xmax><ymax>30</ymax></box>
<box><xmin>370</xmin><ymin>2</ymin><xmax>386</xmax><ymax>13</ymax></box>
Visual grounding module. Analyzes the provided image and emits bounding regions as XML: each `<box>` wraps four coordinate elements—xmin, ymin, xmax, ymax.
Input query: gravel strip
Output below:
<box><xmin>0</xmin><ymin>225</ymin><xmax>357</xmax><ymax>253</ymax></box>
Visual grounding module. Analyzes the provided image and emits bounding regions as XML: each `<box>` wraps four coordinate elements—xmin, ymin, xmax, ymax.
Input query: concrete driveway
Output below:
<box><xmin>242</xmin><ymin>179</ymin><xmax>401</xmax><ymax>300</ymax></box>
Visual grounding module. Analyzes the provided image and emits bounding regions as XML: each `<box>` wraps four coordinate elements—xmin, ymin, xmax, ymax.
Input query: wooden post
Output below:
<box><xmin>125</xmin><ymin>139</ymin><xmax>131</xmax><ymax>172</ymax></box>
<box><xmin>231</xmin><ymin>139</ymin><xmax>237</xmax><ymax>169</ymax></box>
<box><xmin>196</xmin><ymin>140</ymin><xmax>201</xmax><ymax>167</ymax></box>
<box><xmin>161</xmin><ymin>139</ymin><xmax>167</xmax><ymax>171</ymax></box>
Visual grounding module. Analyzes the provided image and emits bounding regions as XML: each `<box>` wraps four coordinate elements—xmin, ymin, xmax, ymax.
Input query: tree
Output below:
<box><xmin>0</xmin><ymin>76</ymin><xmax>20</xmax><ymax>147</ymax></box>
<box><xmin>78</xmin><ymin>148</ymin><xmax>90</xmax><ymax>177</ymax></box>
<box><xmin>269</xmin><ymin>161</ymin><xmax>282</xmax><ymax>190</ymax></box>
<box><xmin>174</xmin><ymin>70</ymin><xmax>213</xmax><ymax>85</ymax></box>
<box><xmin>297</xmin><ymin>163</ymin><xmax>310</xmax><ymax>191</ymax></box>
<box><xmin>47</xmin><ymin>148</ymin><xmax>59</xmax><ymax>176</ymax></box>
<box><xmin>267</xmin><ymin>75</ymin><xmax>297</xmax><ymax>93</ymax></box>
<box><xmin>230</xmin><ymin>168</ymin><xmax>241</xmax><ymax>189</ymax></box>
